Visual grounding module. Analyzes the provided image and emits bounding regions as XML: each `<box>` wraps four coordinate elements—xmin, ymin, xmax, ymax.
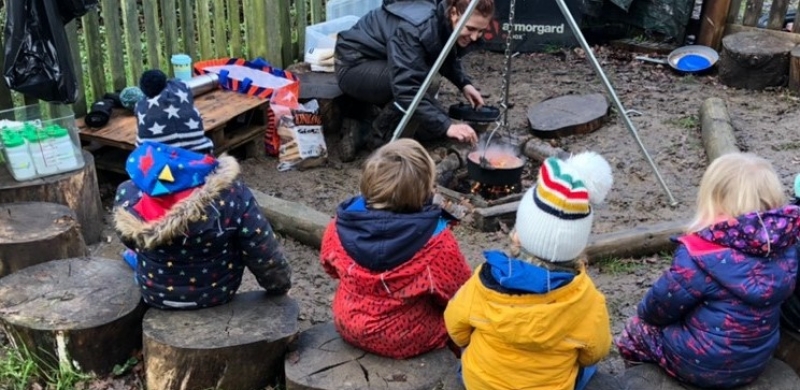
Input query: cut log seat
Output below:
<box><xmin>142</xmin><ymin>291</ymin><xmax>299</xmax><ymax>390</ymax></box>
<box><xmin>285</xmin><ymin>322</ymin><xmax>457</xmax><ymax>390</ymax></box>
<box><xmin>620</xmin><ymin>359</ymin><xmax>800</xmax><ymax>390</ymax></box>
<box><xmin>0</xmin><ymin>257</ymin><xmax>145</xmax><ymax>375</ymax></box>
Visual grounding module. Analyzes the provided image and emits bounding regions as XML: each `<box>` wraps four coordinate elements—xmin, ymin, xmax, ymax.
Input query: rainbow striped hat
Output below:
<box><xmin>516</xmin><ymin>152</ymin><xmax>613</xmax><ymax>262</ymax></box>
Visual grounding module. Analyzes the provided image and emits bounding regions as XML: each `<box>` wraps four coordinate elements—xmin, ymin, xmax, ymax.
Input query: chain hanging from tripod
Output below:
<box><xmin>482</xmin><ymin>0</ymin><xmax>516</xmax><ymax>153</ymax></box>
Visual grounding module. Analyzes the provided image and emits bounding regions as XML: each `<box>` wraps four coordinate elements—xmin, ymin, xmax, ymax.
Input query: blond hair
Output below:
<box><xmin>360</xmin><ymin>139</ymin><xmax>436</xmax><ymax>212</ymax></box>
<box><xmin>688</xmin><ymin>153</ymin><xmax>786</xmax><ymax>232</ymax></box>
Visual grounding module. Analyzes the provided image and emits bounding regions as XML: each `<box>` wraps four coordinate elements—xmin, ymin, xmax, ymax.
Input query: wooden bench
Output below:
<box><xmin>77</xmin><ymin>89</ymin><xmax>268</xmax><ymax>173</ymax></box>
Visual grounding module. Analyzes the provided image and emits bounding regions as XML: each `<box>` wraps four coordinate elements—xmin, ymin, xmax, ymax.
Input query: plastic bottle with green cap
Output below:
<box><xmin>46</xmin><ymin>124</ymin><xmax>80</xmax><ymax>171</ymax></box>
<box><xmin>2</xmin><ymin>130</ymin><xmax>37</xmax><ymax>180</ymax></box>
<box><xmin>24</xmin><ymin>124</ymin><xmax>58</xmax><ymax>175</ymax></box>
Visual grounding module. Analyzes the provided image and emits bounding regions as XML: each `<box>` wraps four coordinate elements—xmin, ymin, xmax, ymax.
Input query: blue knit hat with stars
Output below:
<box><xmin>135</xmin><ymin>69</ymin><xmax>214</xmax><ymax>154</ymax></box>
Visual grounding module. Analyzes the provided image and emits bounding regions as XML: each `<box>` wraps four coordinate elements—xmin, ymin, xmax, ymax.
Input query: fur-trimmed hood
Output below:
<box><xmin>114</xmin><ymin>154</ymin><xmax>240</xmax><ymax>250</ymax></box>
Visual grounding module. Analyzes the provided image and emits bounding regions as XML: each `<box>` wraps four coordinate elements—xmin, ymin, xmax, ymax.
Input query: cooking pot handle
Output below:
<box><xmin>635</xmin><ymin>56</ymin><xmax>668</xmax><ymax>65</ymax></box>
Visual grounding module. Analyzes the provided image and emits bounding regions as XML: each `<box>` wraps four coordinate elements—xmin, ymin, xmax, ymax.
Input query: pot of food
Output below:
<box><xmin>467</xmin><ymin>147</ymin><xmax>526</xmax><ymax>187</ymax></box>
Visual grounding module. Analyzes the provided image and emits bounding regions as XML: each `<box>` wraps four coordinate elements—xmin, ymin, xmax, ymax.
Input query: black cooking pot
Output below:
<box><xmin>466</xmin><ymin>150</ymin><xmax>525</xmax><ymax>187</ymax></box>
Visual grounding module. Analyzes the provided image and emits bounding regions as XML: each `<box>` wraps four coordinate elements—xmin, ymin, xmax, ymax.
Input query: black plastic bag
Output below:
<box><xmin>3</xmin><ymin>0</ymin><xmax>79</xmax><ymax>104</ymax></box>
<box><xmin>57</xmin><ymin>0</ymin><xmax>99</xmax><ymax>24</ymax></box>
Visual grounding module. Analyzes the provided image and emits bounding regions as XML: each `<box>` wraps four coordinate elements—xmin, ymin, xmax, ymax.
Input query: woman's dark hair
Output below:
<box><xmin>447</xmin><ymin>0</ymin><xmax>495</xmax><ymax>18</ymax></box>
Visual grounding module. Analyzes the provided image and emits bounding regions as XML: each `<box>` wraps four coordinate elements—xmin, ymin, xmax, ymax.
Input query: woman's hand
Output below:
<box><xmin>462</xmin><ymin>85</ymin><xmax>485</xmax><ymax>108</ymax></box>
<box><xmin>446</xmin><ymin>123</ymin><xmax>478</xmax><ymax>145</ymax></box>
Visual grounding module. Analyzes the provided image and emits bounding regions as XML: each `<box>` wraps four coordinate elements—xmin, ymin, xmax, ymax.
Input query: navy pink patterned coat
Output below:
<box><xmin>638</xmin><ymin>206</ymin><xmax>800</xmax><ymax>387</ymax></box>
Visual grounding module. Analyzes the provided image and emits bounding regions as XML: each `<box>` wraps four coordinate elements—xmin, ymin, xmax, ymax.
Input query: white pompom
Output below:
<box><xmin>565</xmin><ymin>151</ymin><xmax>613</xmax><ymax>205</ymax></box>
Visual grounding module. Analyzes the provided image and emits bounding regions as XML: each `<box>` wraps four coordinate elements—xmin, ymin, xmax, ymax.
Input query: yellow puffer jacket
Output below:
<box><xmin>444</xmin><ymin>263</ymin><xmax>611</xmax><ymax>390</ymax></box>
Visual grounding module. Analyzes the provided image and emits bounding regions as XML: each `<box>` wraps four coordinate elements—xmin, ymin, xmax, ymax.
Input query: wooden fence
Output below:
<box><xmin>0</xmin><ymin>0</ymin><xmax>324</xmax><ymax>116</ymax></box>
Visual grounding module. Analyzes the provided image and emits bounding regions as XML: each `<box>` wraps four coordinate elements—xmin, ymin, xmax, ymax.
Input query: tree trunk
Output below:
<box><xmin>718</xmin><ymin>31</ymin><xmax>796</xmax><ymax>90</ymax></box>
<box><xmin>620</xmin><ymin>360</ymin><xmax>800</xmax><ymax>390</ymax></box>
<box><xmin>143</xmin><ymin>292</ymin><xmax>299</xmax><ymax>390</ymax></box>
<box><xmin>0</xmin><ymin>151</ymin><xmax>103</xmax><ymax>244</ymax></box>
<box><xmin>0</xmin><ymin>202</ymin><xmax>87</xmax><ymax>277</ymax></box>
<box><xmin>700</xmin><ymin>97</ymin><xmax>740</xmax><ymax>162</ymax></box>
<box><xmin>285</xmin><ymin>322</ymin><xmax>456</xmax><ymax>390</ymax></box>
<box><xmin>0</xmin><ymin>257</ymin><xmax>145</xmax><ymax>376</ymax></box>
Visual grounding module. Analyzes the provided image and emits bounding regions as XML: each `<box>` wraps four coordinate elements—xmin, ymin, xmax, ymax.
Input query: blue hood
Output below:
<box><xmin>126</xmin><ymin>141</ymin><xmax>218</xmax><ymax>196</ymax></box>
<box><xmin>335</xmin><ymin>196</ymin><xmax>450</xmax><ymax>272</ymax></box>
<box><xmin>481</xmin><ymin>250</ymin><xmax>575</xmax><ymax>294</ymax></box>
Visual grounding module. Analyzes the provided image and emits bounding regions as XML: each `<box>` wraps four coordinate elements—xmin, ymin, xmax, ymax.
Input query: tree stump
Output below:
<box><xmin>0</xmin><ymin>202</ymin><xmax>88</xmax><ymax>277</ymax></box>
<box><xmin>0</xmin><ymin>257</ymin><xmax>145</xmax><ymax>376</ymax></box>
<box><xmin>775</xmin><ymin>328</ymin><xmax>800</xmax><ymax>376</ymax></box>
<box><xmin>789</xmin><ymin>45</ymin><xmax>800</xmax><ymax>93</ymax></box>
<box><xmin>285</xmin><ymin>322</ymin><xmax>457</xmax><ymax>390</ymax></box>
<box><xmin>620</xmin><ymin>360</ymin><xmax>800</xmax><ymax>390</ymax></box>
<box><xmin>143</xmin><ymin>291</ymin><xmax>299</xmax><ymax>390</ymax></box>
<box><xmin>718</xmin><ymin>31</ymin><xmax>796</xmax><ymax>90</ymax></box>
<box><xmin>0</xmin><ymin>151</ymin><xmax>103</xmax><ymax>244</ymax></box>
<box><xmin>441</xmin><ymin>367</ymin><xmax>621</xmax><ymax>390</ymax></box>
<box><xmin>527</xmin><ymin>94</ymin><xmax>609</xmax><ymax>139</ymax></box>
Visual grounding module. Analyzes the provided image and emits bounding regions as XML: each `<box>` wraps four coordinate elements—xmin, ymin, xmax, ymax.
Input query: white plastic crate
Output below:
<box><xmin>326</xmin><ymin>0</ymin><xmax>382</xmax><ymax>21</ymax></box>
<box><xmin>304</xmin><ymin>15</ymin><xmax>360</xmax><ymax>64</ymax></box>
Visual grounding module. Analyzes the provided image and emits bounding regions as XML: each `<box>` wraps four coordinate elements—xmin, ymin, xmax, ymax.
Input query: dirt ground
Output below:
<box><xmin>82</xmin><ymin>47</ymin><xmax>800</xmax><ymax>385</ymax></box>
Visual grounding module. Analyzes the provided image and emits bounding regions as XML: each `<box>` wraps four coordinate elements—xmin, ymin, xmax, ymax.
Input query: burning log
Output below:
<box><xmin>521</xmin><ymin>138</ymin><xmax>570</xmax><ymax>163</ymax></box>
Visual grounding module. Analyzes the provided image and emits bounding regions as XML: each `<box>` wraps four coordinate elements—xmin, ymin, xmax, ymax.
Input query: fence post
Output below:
<box><xmin>162</xmin><ymin>0</ymin><xmax>180</xmax><ymax>67</ymax></box>
<box><xmin>83</xmin><ymin>9</ymin><xmax>107</xmax><ymax>102</ymax></box>
<box><xmin>197</xmin><ymin>0</ymin><xmax>215</xmax><ymax>60</ymax></box>
<box><xmin>66</xmin><ymin>21</ymin><xmax>87</xmax><ymax>116</ymax></box>
<box><xmin>101</xmin><ymin>0</ymin><xmax>127</xmax><ymax>91</ymax></box>
<box><xmin>310</xmin><ymin>0</ymin><xmax>323</xmax><ymax>24</ymax></box>
<box><xmin>228</xmin><ymin>0</ymin><xmax>242</xmax><ymax>57</ymax></box>
<box><xmin>122</xmin><ymin>0</ymin><xmax>145</xmax><ymax>84</ymax></box>
<box><xmin>296</xmin><ymin>0</ymin><xmax>308</xmax><ymax>62</ymax></box>
<box><xmin>265</xmin><ymin>0</ymin><xmax>286</xmax><ymax>66</ymax></box>
<box><xmin>214</xmin><ymin>0</ymin><xmax>229</xmax><ymax>57</ymax></box>
<box><xmin>767</xmin><ymin>0</ymin><xmax>790</xmax><ymax>30</ymax></box>
<box><xmin>143</xmin><ymin>0</ymin><xmax>163</xmax><ymax>70</ymax></box>
<box><xmin>697</xmin><ymin>0</ymin><xmax>731</xmax><ymax>50</ymax></box>
<box><xmin>742</xmin><ymin>0</ymin><xmax>765</xmax><ymax>26</ymax></box>
<box><xmin>0</xmin><ymin>28</ymin><xmax>14</xmax><ymax>110</ymax></box>
<box><xmin>181</xmin><ymin>0</ymin><xmax>197</xmax><ymax>60</ymax></box>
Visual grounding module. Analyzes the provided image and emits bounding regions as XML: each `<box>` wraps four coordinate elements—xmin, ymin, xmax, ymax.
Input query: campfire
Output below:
<box><xmin>470</xmin><ymin>181</ymin><xmax>522</xmax><ymax>201</ymax></box>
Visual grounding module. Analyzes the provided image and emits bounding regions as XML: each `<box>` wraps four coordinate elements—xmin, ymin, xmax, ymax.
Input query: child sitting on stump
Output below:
<box><xmin>444</xmin><ymin>152</ymin><xmax>614</xmax><ymax>390</ymax></box>
<box><xmin>616</xmin><ymin>153</ymin><xmax>800</xmax><ymax>388</ymax></box>
<box><xmin>113</xmin><ymin>69</ymin><xmax>292</xmax><ymax>310</ymax></box>
<box><xmin>320</xmin><ymin>138</ymin><xmax>472</xmax><ymax>359</ymax></box>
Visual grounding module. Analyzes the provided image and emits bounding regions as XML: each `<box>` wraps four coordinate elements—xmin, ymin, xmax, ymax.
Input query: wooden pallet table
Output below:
<box><xmin>76</xmin><ymin>89</ymin><xmax>268</xmax><ymax>173</ymax></box>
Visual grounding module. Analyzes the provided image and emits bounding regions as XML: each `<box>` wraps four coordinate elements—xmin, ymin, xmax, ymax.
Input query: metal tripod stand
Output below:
<box><xmin>390</xmin><ymin>0</ymin><xmax>677</xmax><ymax>205</ymax></box>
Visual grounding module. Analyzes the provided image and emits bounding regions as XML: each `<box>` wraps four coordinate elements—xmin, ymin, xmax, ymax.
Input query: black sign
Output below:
<box><xmin>482</xmin><ymin>0</ymin><xmax>585</xmax><ymax>53</ymax></box>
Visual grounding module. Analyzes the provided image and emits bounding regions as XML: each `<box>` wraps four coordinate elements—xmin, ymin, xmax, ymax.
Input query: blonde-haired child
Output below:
<box><xmin>445</xmin><ymin>152</ymin><xmax>614</xmax><ymax>390</ymax></box>
<box><xmin>320</xmin><ymin>138</ymin><xmax>472</xmax><ymax>359</ymax></box>
<box><xmin>616</xmin><ymin>152</ymin><xmax>800</xmax><ymax>388</ymax></box>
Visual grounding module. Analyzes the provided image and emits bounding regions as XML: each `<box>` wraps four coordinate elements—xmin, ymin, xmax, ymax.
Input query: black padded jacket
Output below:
<box><xmin>335</xmin><ymin>0</ymin><xmax>478</xmax><ymax>137</ymax></box>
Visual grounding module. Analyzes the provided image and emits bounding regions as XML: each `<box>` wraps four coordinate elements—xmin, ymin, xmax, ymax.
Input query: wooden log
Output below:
<box><xmin>143</xmin><ymin>292</ymin><xmax>299</xmax><ymax>390</ymax></box>
<box><xmin>697</xmin><ymin>0</ymin><xmax>732</xmax><ymax>50</ymax></box>
<box><xmin>0</xmin><ymin>151</ymin><xmax>103</xmax><ymax>245</ymax></box>
<box><xmin>725</xmin><ymin>24</ymin><xmax>800</xmax><ymax>45</ymax></box>
<box><xmin>251</xmin><ymin>189</ymin><xmax>332</xmax><ymax>249</ymax></box>
<box><xmin>700</xmin><ymin>98</ymin><xmax>740</xmax><ymax>162</ymax></box>
<box><xmin>774</xmin><ymin>329</ymin><xmax>800</xmax><ymax>376</ymax></box>
<box><xmin>436</xmin><ymin>151</ymin><xmax>463</xmax><ymax>187</ymax></box>
<box><xmin>285</xmin><ymin>322</ymin><xmax>456</xmax><ymax>390</ymax></box>
<box><xmin>718</xmin><ymin>31</ymin><xmax>796</xmax><ymax>90</ymax></box>
<box><xmin>0</xmin><ymin>202</ymin><xmax>87</xmax><ymax>277</ymax></box>
<box><xmin>789</xmin><ymin>45</ymin><xmax>800</xmax><ymax>93</ymax></box>
<box><xmin>620</xmin><ymin>359</ymin><xmax>800</xmax><ymax>389</ymax></box>
<box><xmin>0</xmin><ymin>257</ymin><xmax>145</xmax><ymax>376</ymax></box>
<box><xmin>521</xmin><ymin>137</ymin><xmax>570</xmax><ymax>162</ymax></box>
<box><xmin>527</xmin><ymin>94</ymin><xmax>609</xmax><ymax>139</ymax></box>
<box><xmin>585</xmin><ymin>220</ymin><xmax>687</xmax><ymax>261</ymax></box>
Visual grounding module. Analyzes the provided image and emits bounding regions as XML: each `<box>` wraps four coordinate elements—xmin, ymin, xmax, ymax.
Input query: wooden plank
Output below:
<box><xmin>214</xmin><ymin>0</ymin><xmax>229</xmax><ymax>57</ymax></box>
<box><xmin>727</xmin><ymin>0</ymin><xmax>743</xmax><ymax>24</ymax></box>
<box><xmin>197</xmin><ymin>0</ymin><xmax>215</xmax><ymax>60</ymax></box>
<box><xmin>83</xmin><ymin>9</ymin><xmax>107</xmax><ymax>101</ymax></box>
<box><xmin>227</xmin><ymin>0</ymin><xmax>242</xmax><ymax>57</ymax></box>
<box><xmin>122</xmin><ymin>0</ymin><xmax>144</xmax><ymax>85</ymax></box>
<box><xmin>795</xmin><ymin>10</ymin><xmax>800</xmax><ymax>33</ymax></box>
<box><xmin>0</xmin><ymin>24</ymin><xmax>15</xmax><ymax>110</ymax></box>
<box><xmin>251</xmin><ymin>0</ymin><xmax>269</xmax><ymax>58</ymax></box>
<box><xmin>767</xmin><ymin>0</ymin><xmax>790</xmax><ymax>30</ymax></box>
<box><xmin>279</xmin><ymin>0</ymin><xmax>294</xmax><ymax>65</ymax></box>
<box><xmin>101</xmin><ymin>0</ymin><xmax>127</xmax><ymax>91</ymax></box>
<box><xmin>143</xmin><ymin>0</ymin><xmax>163</xmax><ymax>69</ymax></box>
<box><xmin>296</xmin><ymin>0</ymin><xmax>308</xmax><ymax>63</ymax></box>
<box><xmin>310</xmin><ymin>0</ymin><xmax>323</xmax><ymax>24</ymax></box>
<box><xmin>76</xmin><ymin>89</ymin><xmax>267</xmax><ymax>149</ymax></box>
<box><xmin>181</xmin><ymin>0</ymin><xmax>197</xmax><ymax>59</ymax></box>
<box><xmin>724</xmin><ymin>23</ymin><xmax>800</xmax><ymax>45</ymax></box>
<box><xmin>265</xmin><ymin>0</ymin><xmax>285</xmax><ymax>65</ymax></box>
<box><xmin>742</xmin><ymin>0</ymin><xmax>765</xmax><ymax>26</ymax></box>
<box><xmin>66</xmin><ymin>21</ymin><xmax>87</xmax><ymax>116</ymax></box>
<box><xmin>697</xmin><ymin>0</ymin><xmax>732</xmax><ymax>50</ymax></box>
<box><xmin>161</xmin><ymin>0</ymin><xmax>180</xmax><ymax>70</ymax></box>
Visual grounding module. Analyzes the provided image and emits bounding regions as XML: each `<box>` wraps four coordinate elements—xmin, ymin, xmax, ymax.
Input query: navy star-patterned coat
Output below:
<box><xmin>113</xmin><ymin>145</ymin><xmax>291</xmax><ymax>309</ymax></box>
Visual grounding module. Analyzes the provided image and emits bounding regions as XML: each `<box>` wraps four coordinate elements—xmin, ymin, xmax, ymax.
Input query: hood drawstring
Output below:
<box><xmin>756</xmin><ymin>211</ymin><xmax>772</xmax><ymax>256</ymax></box>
